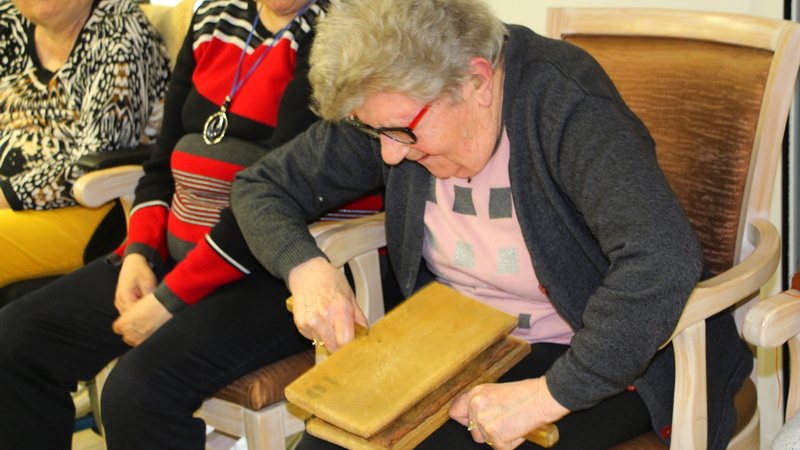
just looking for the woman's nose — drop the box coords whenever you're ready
[380,136,412,165]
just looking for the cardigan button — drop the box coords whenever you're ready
[538,285,549,296]
[660,426,672,439]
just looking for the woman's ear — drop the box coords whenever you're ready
[471,75,483,89]
[467,57,494,106]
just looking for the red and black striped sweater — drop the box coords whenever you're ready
[114,0,380,313]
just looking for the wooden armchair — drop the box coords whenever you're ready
[743,271,800,447]
[544,8,800,449]
[195,215,387,450]
[72,159,386,449]
[289,9,798,449]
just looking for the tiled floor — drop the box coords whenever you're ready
[72,429,104,450]
[70,427,303,449]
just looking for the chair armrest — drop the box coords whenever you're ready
[308,220,347,238]
[74,144,154,172]
[71,165,144,209]
[732,285,800,424]
[665,219,778,448]
[743,278,800,421]
[313,212,387,269]
[311,212,387,327]
[664,218,781,346]
[742,289,800,348]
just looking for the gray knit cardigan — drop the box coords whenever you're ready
[232,25,752,449]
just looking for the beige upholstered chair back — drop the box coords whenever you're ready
[563,35,769,275]
[140,0,196,69]
[548,9,798,277]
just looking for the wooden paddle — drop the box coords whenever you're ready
[285,282,559,448]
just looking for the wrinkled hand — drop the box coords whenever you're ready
[115,254,157,315]
[450,377,569,450]
[287,257,368,352]
[112,294,173,347]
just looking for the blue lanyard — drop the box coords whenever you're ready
[225,0,315,108]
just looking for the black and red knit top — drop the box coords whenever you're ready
[115,0,381,312]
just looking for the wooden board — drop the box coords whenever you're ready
[285,282,519,438]
[305,336,531,450]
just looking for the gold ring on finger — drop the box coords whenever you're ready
[467,421,477,431]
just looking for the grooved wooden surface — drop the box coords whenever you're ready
[285,282,518,438]
[304,336,532,450]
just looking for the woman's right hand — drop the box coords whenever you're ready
[287,256,368,352]
[115,253,157,315]
[450,377,569,450]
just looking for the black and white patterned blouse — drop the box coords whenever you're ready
[0,0,170,210]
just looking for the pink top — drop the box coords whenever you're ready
[422,129,574,345]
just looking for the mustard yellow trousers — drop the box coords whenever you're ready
[0,203,114,288]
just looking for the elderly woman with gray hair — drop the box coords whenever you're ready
[231,0,752,448]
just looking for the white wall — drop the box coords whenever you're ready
[488,0,783,33]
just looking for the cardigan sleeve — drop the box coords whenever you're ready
[232,121,385,281]
[538,95,704,412]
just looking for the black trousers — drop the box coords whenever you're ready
[0,256,310,449]
[296,343,653,450]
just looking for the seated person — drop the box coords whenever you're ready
[0,0,379,448]
[0,0,171,289]
[230,0,752,449]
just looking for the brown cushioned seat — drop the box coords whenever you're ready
[212,350,315,411]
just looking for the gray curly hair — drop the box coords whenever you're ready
[309,0,507,121]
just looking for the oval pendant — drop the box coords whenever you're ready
[204,110,229,145]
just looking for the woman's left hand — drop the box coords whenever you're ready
[449,377,569,450]
[112,294,173,347]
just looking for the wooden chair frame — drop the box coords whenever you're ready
[73,165,387,449]
[546,8,800,449]
[194,215,387,450]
